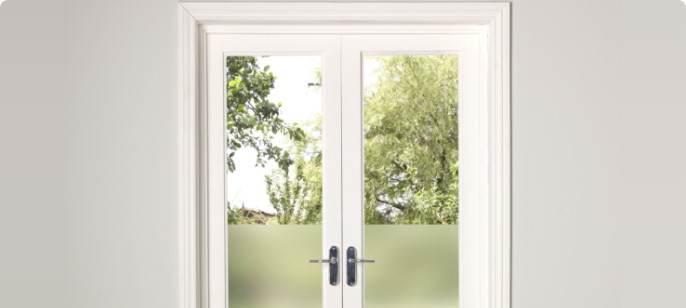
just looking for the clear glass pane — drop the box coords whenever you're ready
[225,56,323,308]
[364,55,460,307]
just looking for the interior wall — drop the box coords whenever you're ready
[63,0,179,307]
[620,0,686,306]
[0,0,66,307]
[1,0,684,307]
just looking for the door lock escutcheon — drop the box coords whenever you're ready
[309,246,339,286]
[346,246,375,286]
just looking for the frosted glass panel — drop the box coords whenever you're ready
[228,225,322,308]
[365,225,459,308]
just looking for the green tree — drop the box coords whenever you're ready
[265,116,323,224]
[227,55,460,225]
[225,56,305,224]
[262,55,460,225]
[225,56,305,173]
[363,55,460,224]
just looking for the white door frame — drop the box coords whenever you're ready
[177,3,511,308]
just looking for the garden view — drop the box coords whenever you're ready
[226,54,460,308]
[225,54,459,225]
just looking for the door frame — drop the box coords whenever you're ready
[177,2,511,308]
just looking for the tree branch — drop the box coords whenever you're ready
[375,195,407,211]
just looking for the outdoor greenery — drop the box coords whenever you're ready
[227,55,459,225]
[225,56,305,173]
[264,116,323,225]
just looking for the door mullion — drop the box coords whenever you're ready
[341,35,365,308]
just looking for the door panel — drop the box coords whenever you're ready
[224,53,328,308]
[342,35,481,308]
[207,35,342,308]
[363,54,460,308]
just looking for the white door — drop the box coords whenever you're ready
[207,34,343,308]
[207,33,481,308]
[341,35,482,308]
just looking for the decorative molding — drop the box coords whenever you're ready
[180,2,508,23]
[178,6,198,308]
[178,3,511,308]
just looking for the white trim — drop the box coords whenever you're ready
[178,6,198,308]
[201,24,488,34]
[180,2,508,23]
[177,3,511,308]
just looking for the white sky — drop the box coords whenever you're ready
[226,56,381,213]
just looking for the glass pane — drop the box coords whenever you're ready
[226,55,323,225]
[228,226,322,308]
[363,55,460,307]
[225,56,323,308]
[365,225,459,308]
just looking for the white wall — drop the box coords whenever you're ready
[621,1,686,306]
[1,0,684,307]
[0,0,66,307]
[64,0,179,307]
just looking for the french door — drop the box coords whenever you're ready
[206,33,482,308]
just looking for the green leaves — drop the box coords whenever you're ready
[226,55,459,225]
[228,77,242,87]
[225,56,300,175]
[363,55,460,224]
[264,115,323,225]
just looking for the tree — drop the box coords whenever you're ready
[261,55,460,225]
[265,115,323,224]
[363,55,460,224]
[225,56,306,224]
[225,56,305,173]
[227,55,460,225]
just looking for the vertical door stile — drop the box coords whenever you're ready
[341,35,365,308]
[322,35,344,308]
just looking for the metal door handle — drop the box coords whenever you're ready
[309,246,339,286]
[309,257,337,264]
[348,258,375,263]
[346,247,375,286]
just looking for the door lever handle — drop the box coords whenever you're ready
[309,257,337,264]
[346,247,375,286]
[348,258,375,263]
[309,246,339,286]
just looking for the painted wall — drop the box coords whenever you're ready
[1,0,684,307]
[63,0,179,307]
[0,0,66,307]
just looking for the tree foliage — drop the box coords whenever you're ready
[225,56,305,173]
[227,55,460,225]
[265,116,323,224]
[363,55,460,224]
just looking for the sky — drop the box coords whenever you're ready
[226,55,381,213]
